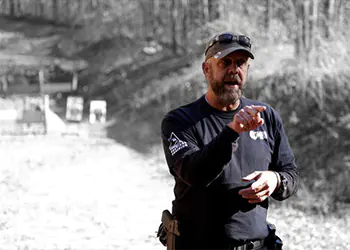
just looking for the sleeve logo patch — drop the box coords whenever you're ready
[168,132,188,156]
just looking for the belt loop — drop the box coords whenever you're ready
[246,241,254,250]
[229,239,264,250]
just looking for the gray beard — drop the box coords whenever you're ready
[210,79,243,107]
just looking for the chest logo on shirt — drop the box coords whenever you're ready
[168,132,188,156]
[249,130,268,140]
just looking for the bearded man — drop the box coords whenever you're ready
[160,32,298,250]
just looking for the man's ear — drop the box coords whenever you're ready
[202,61,210,76]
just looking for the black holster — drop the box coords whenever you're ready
[264,223,283,250]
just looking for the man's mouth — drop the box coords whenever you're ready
[223,81,241,90]
[224,81,240,86]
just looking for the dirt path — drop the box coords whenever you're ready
[0,135,172,250]
[0,135,349,250]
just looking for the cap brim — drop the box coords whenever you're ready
[214,46,254,60]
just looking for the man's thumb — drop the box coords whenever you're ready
[242,171,261,181]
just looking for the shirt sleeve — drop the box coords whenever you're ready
[269,112,299,201]
[161,112,240,187]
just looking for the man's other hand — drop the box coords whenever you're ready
[238,171,279,204]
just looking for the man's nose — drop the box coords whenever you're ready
[228,62,239,74]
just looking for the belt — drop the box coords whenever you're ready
[229,239,265,250]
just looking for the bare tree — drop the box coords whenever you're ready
[335,0,345,30]
[324,0,335,37]
[265,0,273,36]
[88,0,98,12]
[152,0,161,37]
[52,0,59,22]
[309,0,319,63]
[139,0,154,38]
[38,0,44,17]
[9,0,15,16]
[203,0,209,22]
[181,0,189,51]
[15,0,21,16]
[65,0,70,24]
[171,0,178,54]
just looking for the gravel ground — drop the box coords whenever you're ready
[0,135,349,250]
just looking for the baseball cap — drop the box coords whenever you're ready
[204,32,254,61]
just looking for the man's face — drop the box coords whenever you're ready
[203,51,250,106]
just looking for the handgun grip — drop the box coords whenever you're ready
[161,210,180,236]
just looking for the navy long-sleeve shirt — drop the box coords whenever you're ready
[161,95,298,248]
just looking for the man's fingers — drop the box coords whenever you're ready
[258,118,265,126]
[246,189,269,199]
[239,180,267,195]
[250,179,266,191]
[243,105,266,116]
[231,106,266,133]
[242,171,261,181]
[239,187,269,202]
[247,195,268,204]
[251,105,267,112]
[244,106,259,117]
[236,114,248,128]
[241,106,265,127]
[239,110,254,125]
[239,183,269,199]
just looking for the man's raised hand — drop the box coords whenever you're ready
[228,105,266,134]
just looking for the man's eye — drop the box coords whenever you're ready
[220,59,232,67]
[236,59,245,67]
